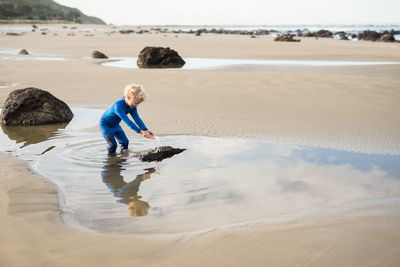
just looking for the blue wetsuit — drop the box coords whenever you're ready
[100,97,148,154]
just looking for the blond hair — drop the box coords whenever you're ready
[124,84,147,102]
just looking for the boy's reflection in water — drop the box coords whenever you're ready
[101,154,155,217]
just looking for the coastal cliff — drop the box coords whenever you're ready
[0,0,105,24]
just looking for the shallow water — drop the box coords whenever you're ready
[0,48,21,55]
[102,57,400,70]
[1,108,400,235]
[0,56,66,61]
[0,48,66,61]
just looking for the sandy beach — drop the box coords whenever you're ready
[1,24,400,266]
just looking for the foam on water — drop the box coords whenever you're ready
[1,108,400,235]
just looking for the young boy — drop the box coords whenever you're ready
[100,84,154,154]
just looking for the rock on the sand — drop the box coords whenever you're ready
[0,87,73,126]
[92,50,108,59]
[19,49,29,55]
[139,146,186,162]
[274,34,300,42]
[6,32,22,36]
[137,47,185,68]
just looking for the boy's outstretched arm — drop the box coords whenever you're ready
[114,105,142,133]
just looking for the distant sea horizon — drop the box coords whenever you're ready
[128,24,400,32]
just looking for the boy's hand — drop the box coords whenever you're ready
[140,130,155,139]
[146,130,155,138]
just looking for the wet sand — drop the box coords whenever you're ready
[1,24,400,266]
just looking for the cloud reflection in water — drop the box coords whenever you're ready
[1,108,399,234]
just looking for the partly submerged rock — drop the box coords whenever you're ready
[92,50,108,59]
[139,146,186,162]
[0,87,74,126]
[137,47,185,68]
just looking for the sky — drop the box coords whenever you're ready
[55,0,400,26]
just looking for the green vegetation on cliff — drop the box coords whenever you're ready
[0,0,105,24]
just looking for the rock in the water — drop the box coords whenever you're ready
[380,33,395,42]
[92,50,108,59]
[137,47,185,68]
[19,49,29,55]
[339,34,349,40]
[274,34,300,42]
[357,30,381,41]
[0,87,74,126]
[139,146,186,162]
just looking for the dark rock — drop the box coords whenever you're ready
[19,49,29,55]
[32,25,38,29]
[139,146,186,162]
[6,32,22,36]
[380,33,395,42]
[41,32,47,35]
[357,30,381,41]
[315,30,333,38]
[92,50,108,59]
[274,34,300,42]
[301,32,314,37]
[137,47,185,68]
[0,87,73,126]
[119,29,135,34]
[336,32,349,40]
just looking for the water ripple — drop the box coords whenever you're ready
[1,108,400,235]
